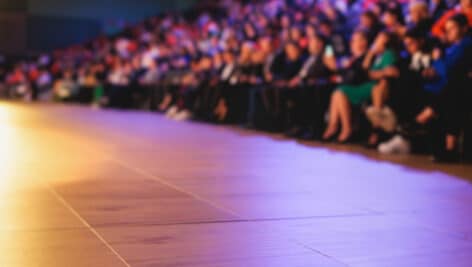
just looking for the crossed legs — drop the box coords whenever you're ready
[323,90,352,142]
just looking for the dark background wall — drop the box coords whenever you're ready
[0,0,27,11]
[0,12,28,55]
[26,15,101,52]
[28,0,197,23]
[0,0,27,55]
[0,0,197,56]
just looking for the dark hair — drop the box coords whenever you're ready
[447,14,469,29]
[284,41,300,49]
[319,18,332,28]
[351,29,370,42]
[362,10,379,25]
[404,26,427,40]
[384,7,405,25]
[404,27,429,52]
[312,33,329,46]
[378,30,402,52]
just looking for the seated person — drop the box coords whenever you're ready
[378,27,435,154]
[323,31,395,142]
[408,1,435,36]
[214,50,237,122]
[318,19,348,57]
[284,34,337,139]
[363,31,400,146]
[217,42,254,124]
[358,11,382,43]
[266,41,305,130]
[431,0,472,40]
[158,55,190,112]
[246,49,268,128]
[382,7,407,37]
[415,14,472,161]
[167,55,213,121]
[105,60,132,108]
[77,67,99,104]
[53,70,79,101]
[192,54,220,121]
[5,66,31,100]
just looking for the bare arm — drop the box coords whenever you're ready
[323,55,337,72]
[362,50,376,70]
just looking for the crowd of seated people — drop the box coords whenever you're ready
[0,0,471,162]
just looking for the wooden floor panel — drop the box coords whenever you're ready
[251,216,472,265]
[1,102,472,266]
[52,165,238,227]
[96,222,345,267]
[0,229,126,266]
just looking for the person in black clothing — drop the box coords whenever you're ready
[223,42,254,124]
[192,55,217,121]
[358,11,383,43]
[176,55,214,121]
[192,52,227,122]
[268,41,306,131]
[243,22,259,42]
[203,52,226,121]
[284,34,337,139]
[245,49,268,128]
[245,36,279,129]
[378,27,436,154]
[214,50,238,122]
[158,55,190,113]
[391,28,435,126]
[382,7,407,37]
[408,1,435,36]
[319,19,349,57]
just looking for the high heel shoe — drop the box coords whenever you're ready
[322,127,338,142]
[337,130,353,144]
[337,135,354,144]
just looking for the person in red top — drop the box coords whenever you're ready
[432,0,472,39]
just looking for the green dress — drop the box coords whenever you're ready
[339,49,396,105]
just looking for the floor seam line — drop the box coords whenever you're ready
[290,239,352,267]
[45,184,132,267]
[90,213,385,230]
[110,157,244,220]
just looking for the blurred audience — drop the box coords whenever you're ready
[1,0,471,162]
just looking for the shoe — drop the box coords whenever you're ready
[337,135,355,144]
[322,125,339,142]
[173,110,193,121]
[337,129,354,144]
[378,106,397,133]
[299,127,318,140]
[165,105,178,118]
[285,127,303,138]
[321,135,337,143]
[378,135,411,154]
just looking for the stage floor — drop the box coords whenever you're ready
[1,102,472,267]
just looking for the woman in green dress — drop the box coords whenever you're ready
[323,31,399,142]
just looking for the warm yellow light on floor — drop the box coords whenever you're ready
[0,105,16,194]
[0,104,9,122]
